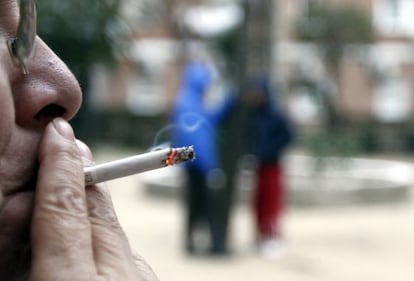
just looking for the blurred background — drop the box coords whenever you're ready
[37,0,414,280]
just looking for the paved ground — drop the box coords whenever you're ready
[93,146,414,281]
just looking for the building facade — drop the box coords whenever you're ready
[276,0,414,127]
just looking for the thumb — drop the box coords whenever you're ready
[31,118,94,279]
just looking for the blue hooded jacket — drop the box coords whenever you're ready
[246,76,293,164]
[171,61,233,175]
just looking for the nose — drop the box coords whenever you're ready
[12,38,82,128]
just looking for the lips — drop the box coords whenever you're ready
[0,166,37,226]
[18,167,38,193]
[0,141,37,281]
[0,164,37,270]
[0,155,38,230]
[0,190,33,281]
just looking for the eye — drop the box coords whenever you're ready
[7,38,19,63]
[7,0,37,74]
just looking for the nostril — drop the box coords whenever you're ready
[34,104,66,123]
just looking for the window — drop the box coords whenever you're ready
[374,0,414,37]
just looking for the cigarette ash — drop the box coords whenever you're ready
[165,146,196,166]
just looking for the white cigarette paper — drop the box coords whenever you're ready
[84,146,195,186]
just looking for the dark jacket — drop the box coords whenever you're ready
[247,77,293,164]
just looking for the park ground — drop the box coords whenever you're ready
[94,146,414,281]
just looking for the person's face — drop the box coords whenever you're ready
[246,88,265,109]
[0,0,82,278]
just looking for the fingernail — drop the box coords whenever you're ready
[52,118,75,141]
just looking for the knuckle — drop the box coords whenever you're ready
[89,209,123,233]
[37,183,87,216]
[87,188,122,230]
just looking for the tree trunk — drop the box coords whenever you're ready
[219,0,275,252]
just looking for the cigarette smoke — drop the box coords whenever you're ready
[151,113,214,150]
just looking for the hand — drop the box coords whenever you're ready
[30,118,158,281]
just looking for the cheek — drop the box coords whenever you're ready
[0,78,15,155]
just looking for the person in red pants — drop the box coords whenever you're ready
[245,75,294,258]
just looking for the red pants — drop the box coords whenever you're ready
[254,164,284,240]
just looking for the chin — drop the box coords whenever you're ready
[0,188,35,281]
[0,228,31,281]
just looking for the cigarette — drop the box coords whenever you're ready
[84,146,195,186]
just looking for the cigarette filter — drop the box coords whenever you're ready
[84,146,195,186]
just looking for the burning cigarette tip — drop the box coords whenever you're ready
[165,145,196,166]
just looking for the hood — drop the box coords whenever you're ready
[181,61,213,95]
[247,75,276,111]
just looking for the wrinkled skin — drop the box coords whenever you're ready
[0,1,157,280]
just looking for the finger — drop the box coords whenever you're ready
[87,186,158,280]
[132,251,159,281]
[75,140,136,277]
[76,139,95,168]
[31,119,95,279]
[76,139,93,161]
[78,140,158,280]
[86,183,137,278]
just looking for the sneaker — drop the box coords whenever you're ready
[258,238,285,260]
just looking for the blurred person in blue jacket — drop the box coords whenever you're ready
[245,75,294,259]
[171,60,235,255]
